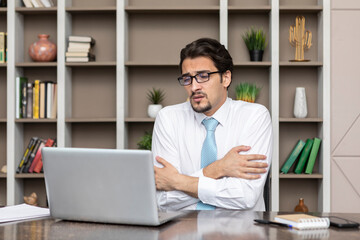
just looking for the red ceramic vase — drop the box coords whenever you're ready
[29,34,57,62]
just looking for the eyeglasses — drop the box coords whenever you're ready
[177,71,222,86]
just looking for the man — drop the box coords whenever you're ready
[152,38,272,211]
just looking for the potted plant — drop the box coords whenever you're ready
[235,82,261,103]
[147,88,165,118]
[137,131,152,150]
[242,27,267,62]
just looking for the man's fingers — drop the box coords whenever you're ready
[233,145,251,153]
[244,167,267,174]
[244,154,267,161]
[156,156,168,167]
[240,173,262,180]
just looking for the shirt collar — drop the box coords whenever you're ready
[194,97,231,127]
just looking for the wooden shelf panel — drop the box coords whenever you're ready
[228,6,271,13]
[16,62,57,67]
[279,118,323,123]
[15,119,57,123]
[15,173,44,179]
[280,61,323,67]
[66,61,116,67]
[15,7,57,14]
[66,118,116,123]
[66,7,116,13]
[0,173,6,178]
[125,118,155,123]
[0,63,6,67]
[0,8,6,13]
[279,173,323,179]
[234,61,271,67]
[280,6,323,13]
[0,118,6,123]
[125,6,219,13]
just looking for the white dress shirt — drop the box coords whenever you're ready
[152,98,273,211]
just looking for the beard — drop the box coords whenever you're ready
[190,91,212,113]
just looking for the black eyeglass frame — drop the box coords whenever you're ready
[177,71,222,86]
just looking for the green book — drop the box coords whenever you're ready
[294,138,314,174]
[305,138,322,174]
[281,140,305,174]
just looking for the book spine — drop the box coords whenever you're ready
[21,82,28,118]
[33,138,55,173]
[281,140,306,174]
[33,80,40,119]
[16,137,35,173]
[294,138,314,174]
[15,77,20,119]
[26,83,33,118]
[51,83,57,118]
[23,139,42,173]
[18,137,39,173]
[0,32,4,63]
[305,138,322,174]
[46,82,53,118]
[39,82,45,119]
[28,141,45,173]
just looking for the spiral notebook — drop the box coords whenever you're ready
[274,214,330,230]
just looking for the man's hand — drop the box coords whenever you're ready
[203,145,268,180]
[154,156,199,198]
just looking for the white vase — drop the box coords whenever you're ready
[148,104,162,118]
[293,87,308,118]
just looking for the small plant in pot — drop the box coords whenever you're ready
[235,82,261,103]
[137,131,152,150]
[147,88,165,118]
[242,27,267,62]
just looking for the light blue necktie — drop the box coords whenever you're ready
[197,117,219,210]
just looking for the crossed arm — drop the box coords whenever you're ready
[154,145,268,199]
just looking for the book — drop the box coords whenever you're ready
[23,139,43,173]
[40,0,53,7]
[21,82,28,118]
[0,32,5,63]
[280,140,305,174]
[26,83,33,118]
[31,0,43,7]
[274,214,330,230]
[33,138,55,173]
[33,80,40,119]
[28,141,45,173]
[67,47,91,52]
[22,0,33,7]
[39,82,45,119]
[15,77,28,119]
[68,42,91,49]
[16,137,37,173]
[51,83,57,118]
[305,138,322,174]
[69,36,96,45]
[46,82,53,118]
[66,56,95,62]
[65,52,95,57]
[294,138,314,174]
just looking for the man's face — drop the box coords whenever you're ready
[181,56,231,116]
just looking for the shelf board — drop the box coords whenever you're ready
[15,118,57,123]
[279,173,323,179]
[234,61,271,67]
[125,62,178,67]
[228,6,271,13]
[125,117,155,123]
[0,63,7,67]
[66,7,116,13]
[0,118,6,122]
[280,61,323,67]
[15,173,44,179]
[66,118,116,123]
[0,173,6,178]
[16,62,57,67]
[280,6,323,13]
[15,7,57,14]
[0,8,7,13]
[125,6,219,13]
[66,61,116,67]
[279,118,323,123]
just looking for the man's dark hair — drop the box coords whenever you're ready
[179,38,234,79]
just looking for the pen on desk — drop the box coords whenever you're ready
[254,219,293,228]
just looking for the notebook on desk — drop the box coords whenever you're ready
[42,147,184,226]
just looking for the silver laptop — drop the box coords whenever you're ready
[42,147,184,226]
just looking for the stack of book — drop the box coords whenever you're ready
[66,35,96,63]
[16,137,56,174]
[15,77,57,119]
[0,32,7,63]
[22,0,55,8]
[280,138,322,174]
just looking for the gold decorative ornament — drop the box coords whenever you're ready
[289,16,312,62]
[24,192,38,206]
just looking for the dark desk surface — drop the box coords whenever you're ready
[1,211,359,240]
